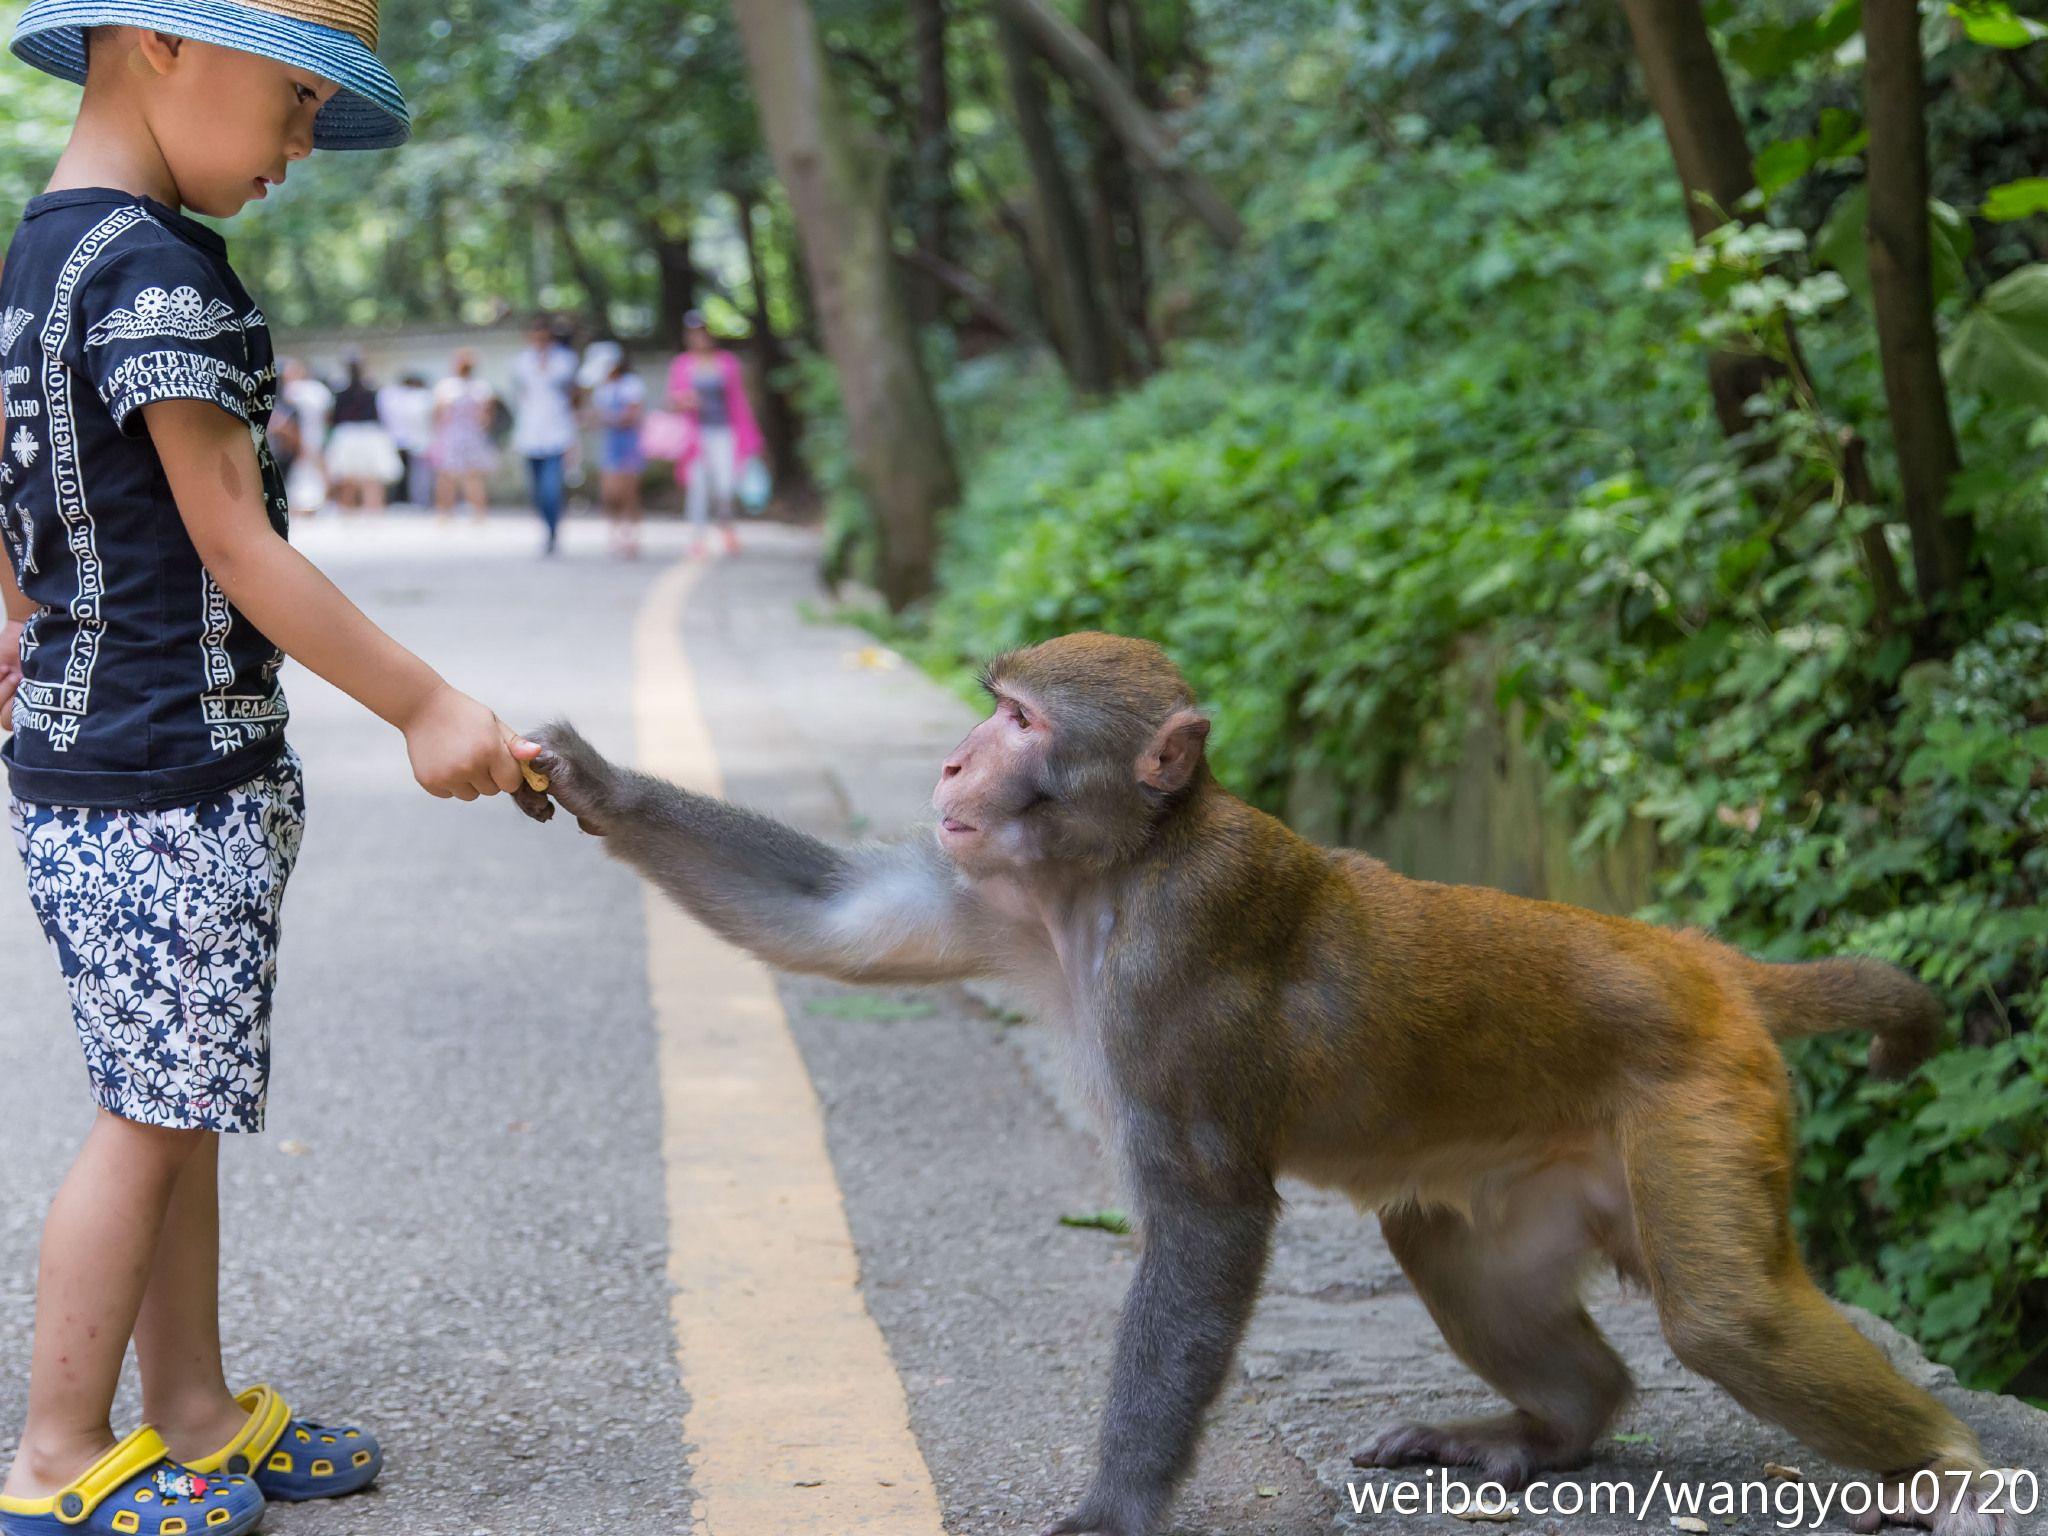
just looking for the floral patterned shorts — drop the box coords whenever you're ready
[8,746,306,1133]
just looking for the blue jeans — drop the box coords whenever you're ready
[526,453,566,550]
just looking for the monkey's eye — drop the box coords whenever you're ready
[1006,701,1032,730]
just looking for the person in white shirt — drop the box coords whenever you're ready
[279,357,333,516]
[510,315,582,555]
[377,373,436,508]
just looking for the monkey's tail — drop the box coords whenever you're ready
[1743,956,1945,1079]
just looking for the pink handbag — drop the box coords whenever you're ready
[639,408,695,463]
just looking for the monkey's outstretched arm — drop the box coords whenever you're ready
[530,721,1008,984]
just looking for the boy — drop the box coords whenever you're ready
[0,6,542,1531]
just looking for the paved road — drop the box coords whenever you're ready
[3,512,2044,1536]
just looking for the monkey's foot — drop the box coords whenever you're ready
[1350,1411,1587,1492]
[1849,1467,2020,1536]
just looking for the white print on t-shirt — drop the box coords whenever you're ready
[0,306,32,350]
[22,202,149,747]
[10,423,38,467]
[84,284,239,348]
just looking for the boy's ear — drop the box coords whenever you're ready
[134,29,186,77]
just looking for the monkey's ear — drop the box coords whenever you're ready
[1137,709,1210,793]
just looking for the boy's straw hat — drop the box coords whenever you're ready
[11,0,409,149]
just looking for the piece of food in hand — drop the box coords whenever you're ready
[520,760,551,793]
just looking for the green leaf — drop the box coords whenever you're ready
[1948,1,2048,47]
[1946,264,2048,408]
[1984,178,2048,222]
[1814,107,1867,162]
[1059,1210,1133,1234]
[1816,188,1972,306]
[1754,138,1816,200]
[1728,0,1863,76]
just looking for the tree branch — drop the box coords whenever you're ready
[988,0,1244,247]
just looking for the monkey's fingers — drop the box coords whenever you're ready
[511,782,556,823]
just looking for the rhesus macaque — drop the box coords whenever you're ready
[523,632,2011,1536]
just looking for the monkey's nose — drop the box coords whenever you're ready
[941,759,963,779]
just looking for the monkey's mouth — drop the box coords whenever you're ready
[940,817,979,836]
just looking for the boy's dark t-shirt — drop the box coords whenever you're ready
[0,188,290,809]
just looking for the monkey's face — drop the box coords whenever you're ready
[933,685,1061,877]
[934,680,1184,879]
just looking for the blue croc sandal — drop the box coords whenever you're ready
[0,1426,265,1536]
[184,1387,380,1504]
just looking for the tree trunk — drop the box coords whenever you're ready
[733,183,812,498]
[999,11,1114,394]
[545,199,615,335]
[909,0,958,323]
[648,225,698,349]
[426,195,464,319]
[1082,0,1155,378]
[991,0,1243,247]
[1619,0,1784,437]
[897,247,1033,342]
[1862,0,1975,606]
[732,0,961,609]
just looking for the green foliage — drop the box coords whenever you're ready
[903,100,2048,1389]
[1947,265,2048,409]
[1949,0,2048,48]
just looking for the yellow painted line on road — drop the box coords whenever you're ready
[634,556,948,1536]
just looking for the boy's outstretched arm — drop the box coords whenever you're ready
[529,721,1018,985]
[145,397,537,800]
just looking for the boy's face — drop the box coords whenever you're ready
[133,33,338,218]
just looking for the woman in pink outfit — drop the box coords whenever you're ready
[668,310,764,558]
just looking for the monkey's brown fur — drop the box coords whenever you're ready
[531,631,2006,1536]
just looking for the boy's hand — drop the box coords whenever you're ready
[0,617,22,732]
[401,682,537,801]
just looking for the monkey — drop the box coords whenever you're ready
[522,631,2013,1536]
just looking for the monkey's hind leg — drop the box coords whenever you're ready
[1621,1078,2011,1536]
[1353,1165,1633,1490]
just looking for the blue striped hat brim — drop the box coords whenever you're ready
[10,0,409,150]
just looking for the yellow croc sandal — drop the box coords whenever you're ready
[0,1425,264,1536]
[183,1387,380,1504]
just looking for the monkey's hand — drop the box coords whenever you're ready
[525,720,626,837]
[1041,1485,1163,1536]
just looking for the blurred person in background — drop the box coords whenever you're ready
[326,355,402,516]
[591,353,647,560]
[511,314,581,555]
[431,348,497,523]
[378,371,435,509]
[279,357,332,516]
[667,309,761,561]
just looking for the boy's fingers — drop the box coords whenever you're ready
[487,751,523,795]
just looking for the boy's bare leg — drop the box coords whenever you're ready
[132,1135,248,1461]
[1,1112,207,1499]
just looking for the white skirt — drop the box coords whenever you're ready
[325,422,404,483]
